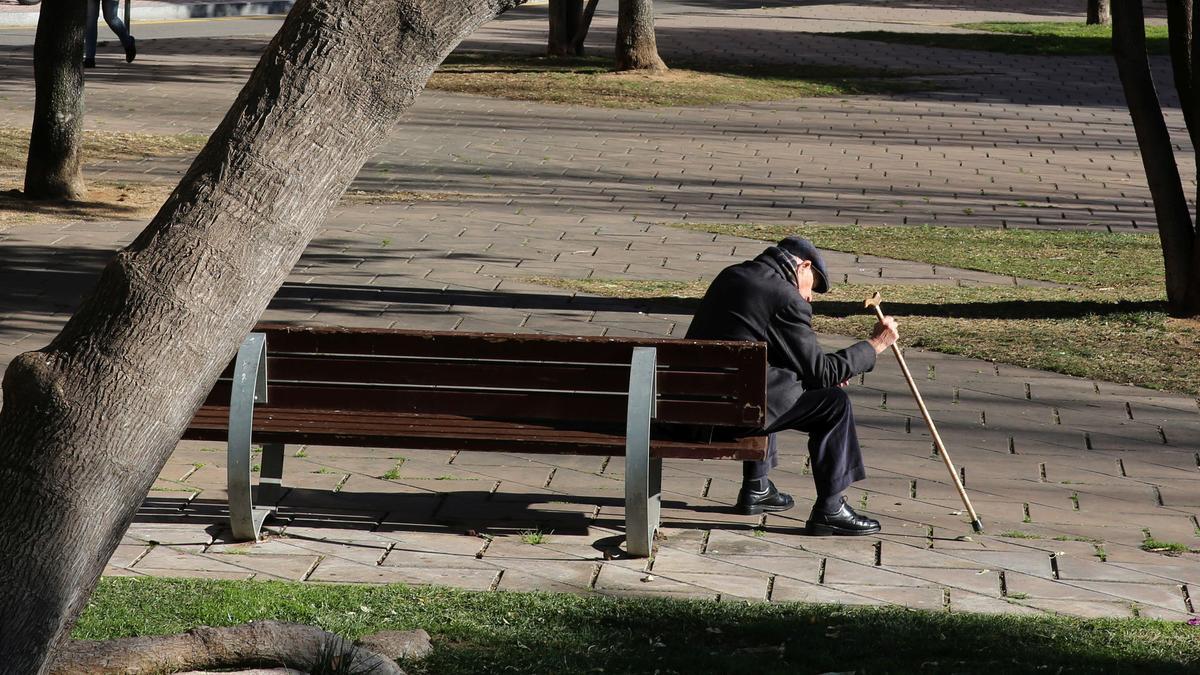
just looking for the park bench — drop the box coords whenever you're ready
[182,324,768,556]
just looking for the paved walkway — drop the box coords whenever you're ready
[2,1,1199,621]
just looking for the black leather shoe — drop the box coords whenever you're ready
[83,58,96,69]
[735,480,795,515]
[806,500,881,536]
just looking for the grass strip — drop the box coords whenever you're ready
[429,52,935,108]
[77,577,1200,674]
[528,223,1200,395]
[673,222,1164,289]
[828,22,1169,57]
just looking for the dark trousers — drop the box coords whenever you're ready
[743,387,866,497]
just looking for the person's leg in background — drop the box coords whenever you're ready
[84,0,101,67]
[100,0,136,63]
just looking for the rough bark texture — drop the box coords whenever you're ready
[573,0,601,54]
[547,0,585,56]
[50,622,414,674]
[1112,0,1200,315]
[23,0,88,200]
[0,0,521,671]
[615,0,666,71]
[1088,0,1112,24]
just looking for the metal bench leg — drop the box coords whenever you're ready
[227,333,273,542]
[258,442,285,505]
[625,347,659,557]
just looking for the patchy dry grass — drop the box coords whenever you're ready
[428,53,935,108]
[0,127,460,228]
[0,127,207,228]
[338,190,466,205]
[0,127,207,172]
[0,180,175,228]
[525,224,1200,395]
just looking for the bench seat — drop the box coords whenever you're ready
[183,324,768,556]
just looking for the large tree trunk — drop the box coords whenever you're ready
[0,0,521,670]
[547,0,585,56]
[1088,0,1112,25]
[615,0,666,71]
[1112,0,1200,315]
[23,0,88,200]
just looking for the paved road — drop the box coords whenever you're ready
[1,0,1198,621]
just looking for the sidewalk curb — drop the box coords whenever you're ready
[0,0,294,27]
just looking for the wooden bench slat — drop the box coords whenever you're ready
[256,323,764,371]
[261,355,751,398]
[183,408,767,460]
[202,381,763,426]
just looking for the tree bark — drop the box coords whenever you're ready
[51,622,406,675]
[573,0,601,55]
[615,0,666,71]
[1111,0,1200,315]
[547,0,584,56]
[23,0,88,200]
[1088,0,1112,25]
[547,0,583,55]
[0,0,522,671]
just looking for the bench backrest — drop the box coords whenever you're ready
[203,323,767,429]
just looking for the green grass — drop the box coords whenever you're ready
[75,578,1200,674]
[519,529,548,545]
[828,22,1169,57]
[999,530,1042,539]
[558,223,1198,396]
[673,223,1165,289]
[428,52,934,108]
[1140,538,1194,555]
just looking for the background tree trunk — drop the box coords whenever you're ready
[0,0,521,670]
[573,0,601,54]
[1111,0,1200,315]
[547,0,584,56]
[1088,0,1112,25]
[615,0,666,71]
[23,0,88,200]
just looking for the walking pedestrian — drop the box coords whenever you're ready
[85,0,136,68]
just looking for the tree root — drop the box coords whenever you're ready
[51,621,428,674]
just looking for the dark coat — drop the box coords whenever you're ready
[685,246,877,427]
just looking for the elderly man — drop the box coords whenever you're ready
[686,236,898,535]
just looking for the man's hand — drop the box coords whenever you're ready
[868,316,899,354]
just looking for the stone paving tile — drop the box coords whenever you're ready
[769,578,885,606]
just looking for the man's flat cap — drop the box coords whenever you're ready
[778,236,830,293]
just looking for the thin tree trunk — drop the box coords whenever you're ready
[1088,0,1112,25]
[1112,0,1200,315]
[573,0,601,54]
[0,0,521,670]
[23,0,88,200]
[615,0,666,71]
[547,0,584,56]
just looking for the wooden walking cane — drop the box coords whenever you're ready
[865,292,984,534]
